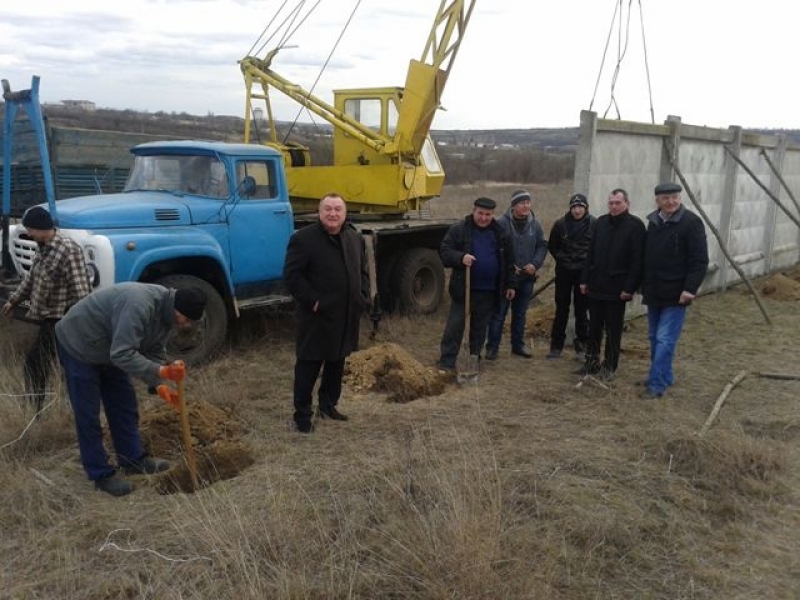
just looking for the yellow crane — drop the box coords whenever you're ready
[239,0,476,216]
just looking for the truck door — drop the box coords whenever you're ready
[226,158,292,285]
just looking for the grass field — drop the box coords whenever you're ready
[1,181,799,599]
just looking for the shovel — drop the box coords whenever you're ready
[457,264,480,384]
[176,370,199,492]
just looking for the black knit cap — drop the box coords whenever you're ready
[174,288,207,321]
[22,206,54,230]
[474,197,496,210]
[569,193,588,208]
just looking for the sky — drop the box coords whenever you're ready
[1,0,798,131]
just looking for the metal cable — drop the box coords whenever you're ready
[638,0,656,124]
[284,0,363,143]
[589,0,621,113]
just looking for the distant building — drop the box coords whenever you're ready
[61,100,96,112]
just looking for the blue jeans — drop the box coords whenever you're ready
[646,305,687,394]
[57,341,144,481]
[486,277,534,351]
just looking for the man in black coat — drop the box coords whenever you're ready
[284,193,369,433]
[641,182,709,399]
[547,193,595,359]
[579,188,645,379]
[438,197,516,370]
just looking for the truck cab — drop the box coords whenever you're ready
[5,140,295,363]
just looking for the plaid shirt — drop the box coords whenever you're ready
[9,232,92,320]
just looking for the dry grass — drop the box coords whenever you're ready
[1,183,799,599]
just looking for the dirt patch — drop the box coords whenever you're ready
[525,302,556,337]
[137,401,255,494]
[345,342,449,402]
[751,272,800,301]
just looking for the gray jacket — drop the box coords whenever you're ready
[55,282,175,387]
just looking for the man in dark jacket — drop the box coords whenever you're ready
[641,182,709,398]
[485,189,547,360]
[547,193,595,359]
[438,197,516,370]
[284,193,369,433]
[55,282,206,496]
[579,188,645,379]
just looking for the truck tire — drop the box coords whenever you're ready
[393,248,444,315]
[154,274,227,365]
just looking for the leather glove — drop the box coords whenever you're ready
[159,360,186,382]
[156,384,180,412]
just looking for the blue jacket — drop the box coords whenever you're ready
[496,209,548,280]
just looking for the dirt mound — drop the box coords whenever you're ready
[753,272,800,301]
[137,401,255,494]
[525,303,556,336]
[345,342,449,402]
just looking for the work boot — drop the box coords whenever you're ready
[485,347,498,361]
[573,339,587,355]
[511,346,532,358]
[123,456,170,475]
[318,406,349,421]
[95,473,133,497]
[546,348,562,359]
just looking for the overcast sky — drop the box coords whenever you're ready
[1,1,798,131]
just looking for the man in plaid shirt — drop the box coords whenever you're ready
[1,206,91,410]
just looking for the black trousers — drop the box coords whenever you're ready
[293,358,345,425]
[25,319,58,410]
[550,267,589,351]
[439,290,496,367]
[586,298,627,372]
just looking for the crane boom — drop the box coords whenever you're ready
[238,0,476,215]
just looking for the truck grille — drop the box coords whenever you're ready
[12,236,37,272]
[154,208,181,221]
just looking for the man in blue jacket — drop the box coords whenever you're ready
[641,182,709,398]
[438,197,516,370]
[485,189,548,359]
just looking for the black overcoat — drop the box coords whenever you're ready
[284,221,369,360]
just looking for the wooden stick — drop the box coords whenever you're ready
[531,275,555,299]
[177,378,199,492]
[756,371,800,381]
[724,146,800,230]
[663,141,772,326]
[759,149,800,218]
[698,369,748,436]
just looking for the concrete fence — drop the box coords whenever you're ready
[574,110,800,312]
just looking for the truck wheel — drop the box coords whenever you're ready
[393,248,444,315]
[154,274,227,365]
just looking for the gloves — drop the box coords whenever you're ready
[156,384,180,412]
[159,360,186,382]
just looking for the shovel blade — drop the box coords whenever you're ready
[457,353,480,384]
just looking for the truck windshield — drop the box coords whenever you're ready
[124,155,229,199]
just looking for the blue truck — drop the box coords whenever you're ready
[1,80,450,363]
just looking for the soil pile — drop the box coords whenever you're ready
[753,272,800,301]
[345,342,449,402]
[138,401,255,494]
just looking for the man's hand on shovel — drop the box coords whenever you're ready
[159,360,186,382]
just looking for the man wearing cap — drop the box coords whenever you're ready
[546,193,596,359]
[579,188,645,379]
[641,182,709,399]
[54,282,207,496]
[438,197,516,370]
[1,206,91,410]
[485,189,547,359]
